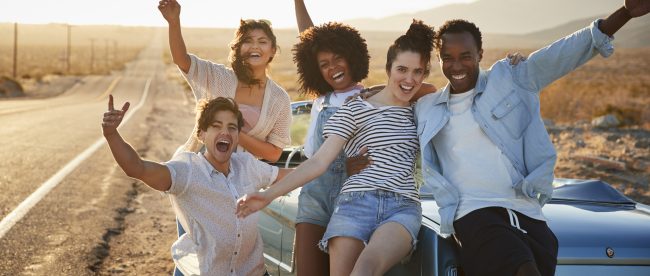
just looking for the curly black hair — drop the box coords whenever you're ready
[434,19,482,53]
[229,19,277,85]
[292,22,369,97]
[386,19,435,75]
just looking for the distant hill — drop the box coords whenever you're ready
[485,14,650,48]
[343,0,620,34]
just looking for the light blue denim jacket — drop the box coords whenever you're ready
[415,20,614,236]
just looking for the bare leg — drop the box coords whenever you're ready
[295,223,328,276]
[351,222,412,276]
[328,236,365,276]
[515,261,541,276]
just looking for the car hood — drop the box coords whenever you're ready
[421,180,650,265]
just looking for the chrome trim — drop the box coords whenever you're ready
[285,146,303,168]
[263,253,293,273]
[558,258,650,265]
[260,208,295,231]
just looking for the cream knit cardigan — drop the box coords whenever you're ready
[177,54,292,155]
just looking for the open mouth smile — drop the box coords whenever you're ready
[216,139,231,152]
[332,71,345,82]
[452,73,467,80]
[400,84,414,92]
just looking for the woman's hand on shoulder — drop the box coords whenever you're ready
[507,52,527,65]
[344,85,384,104]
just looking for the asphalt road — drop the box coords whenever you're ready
[0,31,195,275]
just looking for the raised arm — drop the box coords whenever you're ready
[600,0,650,36]
[236,135,346,217]
[158,0,191,73]
[294,0,315,33]
[514,0,650,92]
[102,95,172,191]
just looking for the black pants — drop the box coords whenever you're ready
[453,207,559,276]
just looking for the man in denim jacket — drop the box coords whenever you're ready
[415,1,650,275]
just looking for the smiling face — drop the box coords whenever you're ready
[316,50,355,92]
[438,31,483,94]
[386,51,427,105]
[198,110,240,170]
[239,28,276,69]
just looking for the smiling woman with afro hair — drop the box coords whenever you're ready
[293,22,370,97]
[288,2,377,275]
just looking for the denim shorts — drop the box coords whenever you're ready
[318,190,422,254]
[295,158,346,227]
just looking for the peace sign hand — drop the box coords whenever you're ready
[102,94,130,137]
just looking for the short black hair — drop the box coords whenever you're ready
[434,19,482,52]
[292,22,369,97]
[196,97,244,139]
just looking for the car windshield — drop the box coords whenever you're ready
[290,101,312,147]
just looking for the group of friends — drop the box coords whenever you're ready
[100,0,650,275]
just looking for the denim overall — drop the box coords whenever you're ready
[296,92,348,227]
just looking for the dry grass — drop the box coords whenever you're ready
[0,23,153,78]
[482,49,650,128]
[2,24,648,128]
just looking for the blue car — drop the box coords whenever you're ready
[259,103,650,276]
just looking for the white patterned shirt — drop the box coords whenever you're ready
[165,151,278,276]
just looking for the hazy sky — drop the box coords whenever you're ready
[1,0,474,28]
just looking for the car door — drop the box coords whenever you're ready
[259,196,286,275]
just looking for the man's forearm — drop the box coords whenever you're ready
[599,6,633,37]
[105,133,146,180]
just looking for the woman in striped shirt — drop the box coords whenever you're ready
[237,20,435,276]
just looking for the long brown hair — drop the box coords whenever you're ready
[229,19,277,85]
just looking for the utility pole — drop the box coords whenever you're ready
[13,22,18,79]
[66,24,71,74]
[105,39,109,70]
[113,40,118,67]
[90,38,95,73]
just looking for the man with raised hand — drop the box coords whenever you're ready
[102,95,289,275]
[415,1,650,275]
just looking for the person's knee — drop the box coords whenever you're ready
[350,251,385,276]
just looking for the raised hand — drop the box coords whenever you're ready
[158,0,181,23]
[236,191,273,218]
[625,0,650,17]
[102,95,130,137]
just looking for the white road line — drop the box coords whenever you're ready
[0,77,152,240]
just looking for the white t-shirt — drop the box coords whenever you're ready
[431,89,544,221]
[165,151,278,275]
[303,88,362,158]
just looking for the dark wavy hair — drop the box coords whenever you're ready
[292,22,369,97]
[229,19,277,85]
[196,97,245,138]
[386,19,435,76]
[434,19,482,53]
